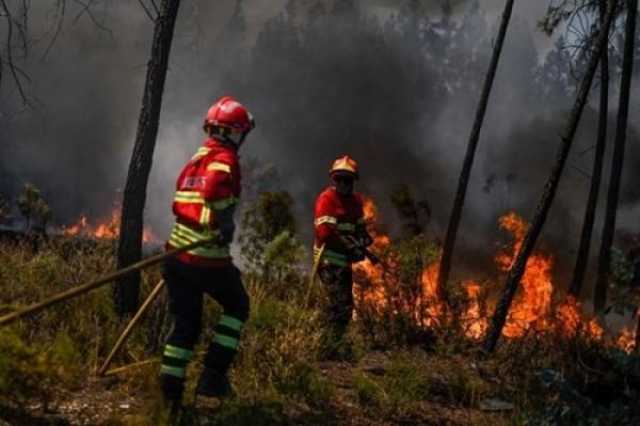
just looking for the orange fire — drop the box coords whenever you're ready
[617,327,636,353]
[555,296,604,340]
[418,262,445,327]
[497,212,553,338]
[62,207,157,243]
[462,280,488,339]
[354,197,446,327]
[353,199,636,350]
[353,198,395,315]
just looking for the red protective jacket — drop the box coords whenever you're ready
[166,138,241,267]
[314,186,366,267]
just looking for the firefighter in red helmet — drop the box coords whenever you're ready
[313,155,373,356]
[160,96,255,409]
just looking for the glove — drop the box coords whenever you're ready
[360,232,373,248]
[215,206,236,245]
[349,246,366,262]
[341,235,366,262]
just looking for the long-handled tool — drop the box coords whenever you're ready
[304,244,325,309]
[97,279,166,376]
[0,238,217,327]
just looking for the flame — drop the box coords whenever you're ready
[495,212,553,338]
[418,262,444,327]
[353,198,395,315]
[462,280,488,339]
[617,327,636,353]
[62,206,157,243]
[353,201,636,350]
[555,296,604,340]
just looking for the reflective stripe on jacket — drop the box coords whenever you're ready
[167,138,241,267]
[313,186,365,267]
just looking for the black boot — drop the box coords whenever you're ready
[161,374,185,420]
[195,368,232,398]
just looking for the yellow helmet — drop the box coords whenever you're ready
[330,155,359,180]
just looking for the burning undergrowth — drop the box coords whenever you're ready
[353,197,636,352]
[61,203,157,244]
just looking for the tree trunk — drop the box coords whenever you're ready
[593,0,637,315]
[437,0,516,304]
[115,0,181,317]
[483,0,617,354]
[569,0,610,298]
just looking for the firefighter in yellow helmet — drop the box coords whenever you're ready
[313,155,373,356]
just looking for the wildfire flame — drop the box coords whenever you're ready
[62,207,157,243]
[497,212,553,338]
[462,280,488,339]
[353,199,635,351]
[617,327,636,353]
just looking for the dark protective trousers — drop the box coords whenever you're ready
[160,257,249,399]
[318,263,354,343]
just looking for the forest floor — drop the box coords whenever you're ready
[1,239,640,426]
[6,350,513,426]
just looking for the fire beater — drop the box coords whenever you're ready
[160,96,255,409]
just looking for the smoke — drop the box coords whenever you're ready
[1,0,640,288]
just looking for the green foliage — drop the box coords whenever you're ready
[0,328,83,408]
[610,246,635,289]
[353,372,384,408]
[238,191,306,298]
[389,184,432,238]
[16,183,52,231]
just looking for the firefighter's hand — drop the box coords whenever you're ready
[219,222,235,245]
[360,232,373,247]
[215,206,236,244]
[349,246,366,262]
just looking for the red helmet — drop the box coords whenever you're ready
[330,155,359,179]
[203,96,255,145]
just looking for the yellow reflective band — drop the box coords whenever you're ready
[169,234,229,258]
[214,334,239,349]
[189,245,230,258]
[169,222,229,258]
[164,345,193,360]
[337,223,356,232]
[324,249,348,261]
[171,227,199,243]
[174,222,209,239]
[211,197,238,211]
[315,216,337,226]
[200,205,212,226]
[174,191,205,204]
[169,233,192,249]
[160,365,186,378]
[191,147,212,160]
[323,249,350,266]
[322,253,349,267]
[219,315,244,331]
[207,162,231,173]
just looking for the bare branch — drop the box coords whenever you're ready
[136,0,156,22]
[71,0,113,36]
[41,0,66,61]
[0,0,28,104]
[149,0,160,15]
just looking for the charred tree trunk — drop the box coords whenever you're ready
[593,0,637,315]
[569,0,610,298]
[115,0,181,317]
[483,0,617,354]
[437,0,515,304]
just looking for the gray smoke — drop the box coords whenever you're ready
[1,0,639,290]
